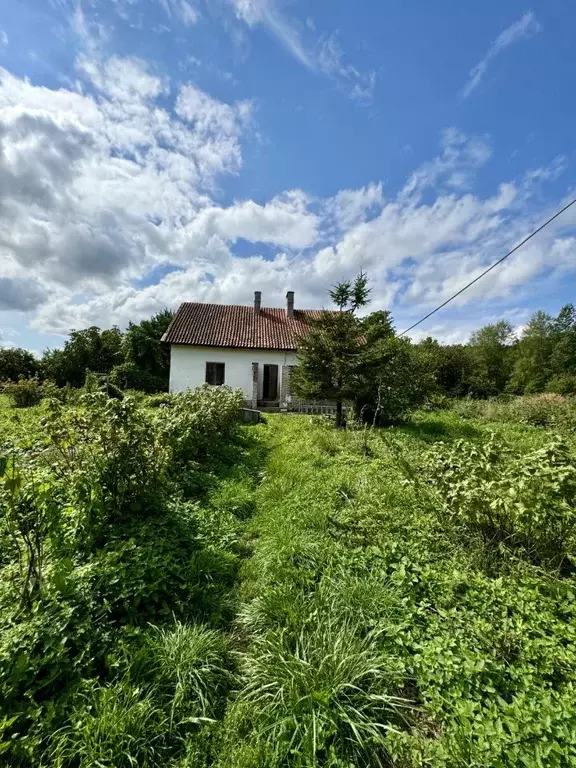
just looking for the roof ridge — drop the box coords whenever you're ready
[162,301,324,350]
[179,301,325,312]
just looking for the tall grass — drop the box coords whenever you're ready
[239,619,409,766]
[451,393,576,429]
[219,414,576,767]
[52,680,168,768]
[142,621,232,725]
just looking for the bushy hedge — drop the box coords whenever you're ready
[3,377,43,408]
[0,385,253,766]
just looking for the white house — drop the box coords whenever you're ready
[162,291,322,408]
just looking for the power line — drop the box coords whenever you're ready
[398,195,576,338]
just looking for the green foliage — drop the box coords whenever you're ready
[115,309,174,393]
[292,309,364,420]
[547,373,576,395]
[293,272,370,426]
[355,335,435,425]
[508,310,555,394]
[52,680,170,768]
[0,384,260,766]
[424,433,576,567]
[43,393,170,534]
[453,393,576,429]
[236,620,408,766]
[219,414,576,767]
[42,326,124,388]
[160,385,244,470]
[469,320,516,396]
[294,273,429,426]
[36,310,172,395]
[4,378,43,408]
[0,347,39,382]
[148,392,175,407]
[142,621,232,723]
[4,381,576,767]
[328,270,371,312]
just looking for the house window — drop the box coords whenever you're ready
[206,362,225,385]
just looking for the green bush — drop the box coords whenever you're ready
[0,385,261,765]
[4,378,43,408]
[148,392,174,408]
[451,393,576,430]
[160,386,243,469]
[41,380,74,404]
[546,374,576,395]
[110,361,168,394]
[424,433,576,567]
[42,393,170,536]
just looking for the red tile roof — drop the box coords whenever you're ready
[162,302,324,350]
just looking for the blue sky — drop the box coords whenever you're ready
[0,0,575,352]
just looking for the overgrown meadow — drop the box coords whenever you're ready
[1,391,576,766]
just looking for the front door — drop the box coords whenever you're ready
[263,364,279,401]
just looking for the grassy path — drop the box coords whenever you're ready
[211,414,576,768]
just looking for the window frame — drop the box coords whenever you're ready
[205,361,225,386]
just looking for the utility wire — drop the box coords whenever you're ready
[398,195,576,337]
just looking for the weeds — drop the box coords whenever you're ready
[223,414,576,767]
[2,397,576,766]
[0,386,260,766]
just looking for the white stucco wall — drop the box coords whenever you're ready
[169,345,298,399]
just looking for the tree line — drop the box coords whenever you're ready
[418,303,576,399]
[2,284,576,411]
[0,310,174,393]
[293,274,576,425]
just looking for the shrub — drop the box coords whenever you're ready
[160,386,243,469]
[508,394,573,427]
[41,380,74,404]
[148,392,174,408]
[110,361,168,394]
[84,370,124,399]
[4,378,43,408]
[424,434,576,567]
[0,385,261,765]
[42,393,170,539]
[451,394,576,430]
[546,374,576,395]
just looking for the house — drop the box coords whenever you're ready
[162,291,322,409]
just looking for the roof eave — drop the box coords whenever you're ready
[166,340,298,352]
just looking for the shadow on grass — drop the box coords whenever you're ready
[395,417,482,444]
[180,425,268,499]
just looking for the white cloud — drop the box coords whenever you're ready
[159,0,199,26]
[462,11,540,98]
[233,0,313,68]
[323,183,384,231]
[186,191,319,248]
[317,32,376,102]
[0,29,8,47]
[232,0,375,101]
[400,128,492,203]
[0,57,256,303]
[0,58,574,343]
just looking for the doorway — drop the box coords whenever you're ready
[263,364,279,401]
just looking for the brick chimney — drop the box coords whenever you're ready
[286,291,294,318]
[254,290,261,315]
